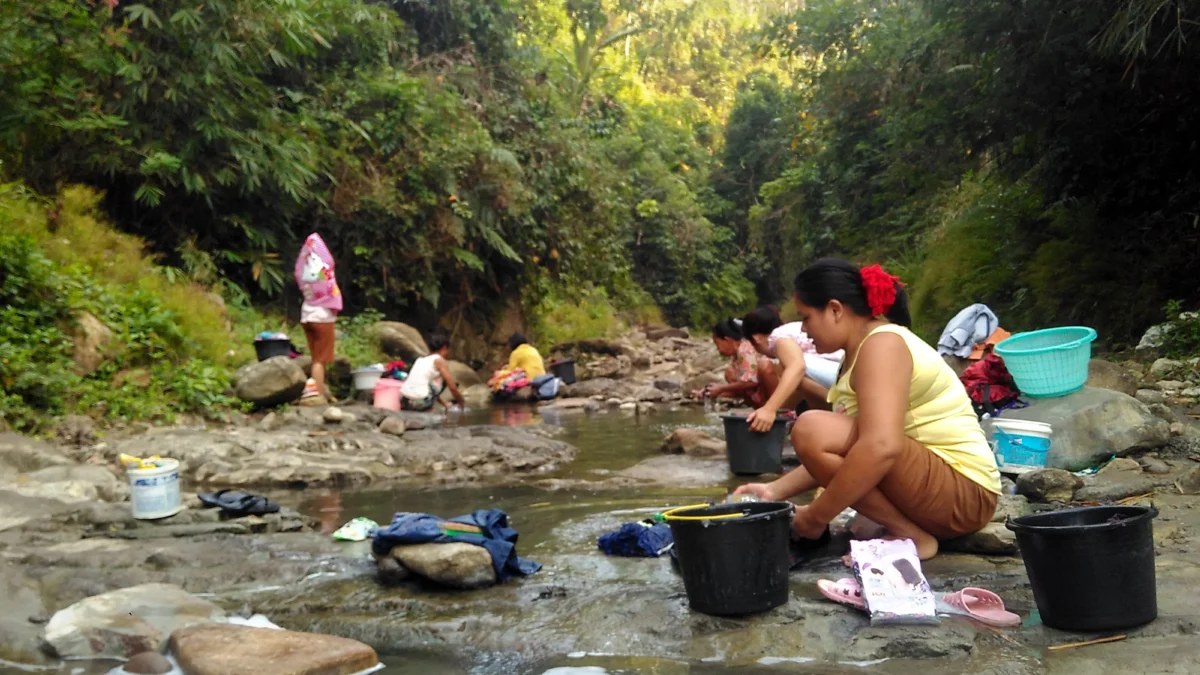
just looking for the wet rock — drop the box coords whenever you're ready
[943,522,1017,555]
[391,543,497,589]
[845,622,976,661]
[323,406,345,424]
[567,378,620,398]
[375,555,410,585]
[0,562,47,664]
[72,311,113,376]
[460,384,492,406]
[370,321,429,362]
[44,583,225,659]
[125,651,173,675]
[170,623,378,675]
[541,398,596,411]
[998,388,1170,470]
[1171,422,1186,436]
[1151,358,1187,379]
[56,415,97,447]
[637,387,671,403]
[234,357,307,408]
[378,417,406,437]
[1087,359,1138,397]
[447,360,483,388]
[110,424,573,489]
[21,464,129,502]
[1074,475,1157,503]
[1098,456,1144,475]
[1016,468,1082,503]
[258,412,282,432]
[510,386,535,403]
[990,494,1031,523]
[653,375,683,392]
[619,455,729,487]
[661,428,726,457]
[1136,389,1168,405]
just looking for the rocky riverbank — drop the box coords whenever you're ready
[4,330,1200,674]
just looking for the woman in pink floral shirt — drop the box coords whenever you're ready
[694,319,778,407]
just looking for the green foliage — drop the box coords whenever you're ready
[1158,301,1200,359]
[0,183,243,431]
[526,285,627,350]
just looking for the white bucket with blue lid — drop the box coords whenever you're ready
[991,419,1053,475]
[128,458,183,519]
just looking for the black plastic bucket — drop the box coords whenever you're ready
[722,414,788,475]
[550,359,577,385]
[254,339,292,362]
[666,501,794,616]
[1006,505,1158,631]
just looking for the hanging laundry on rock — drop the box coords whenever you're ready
[938,304,1002,359]
[372,509,540,581]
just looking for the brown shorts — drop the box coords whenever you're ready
[880,442,998,540]
[302,322,336,364]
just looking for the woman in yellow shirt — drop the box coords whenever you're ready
[490,333,546,385]
[736,259,999,560]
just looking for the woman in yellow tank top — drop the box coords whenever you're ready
[735,259,1000,560]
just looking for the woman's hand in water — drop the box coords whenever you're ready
[790,505,828,540]
[732,483,777,501]
[746,406,777,432]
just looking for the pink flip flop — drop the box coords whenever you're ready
[817,578,866,611]
[935,587,1021,627]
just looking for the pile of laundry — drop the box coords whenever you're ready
[491,369,562,401]
[937,304,1025,418]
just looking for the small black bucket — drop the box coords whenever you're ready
[254,339,293,362]
[550,359,577,385]
[1007,505,1158,631]
[722,414,788,475]
[665,501,794,616]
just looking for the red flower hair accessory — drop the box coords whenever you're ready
[860,264,902,317]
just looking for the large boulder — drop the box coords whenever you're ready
[996,388,1171,471]
[645,327,689,341]
[44,583,225,659]
[371,321,429,362]
[447,360,484,388]
[170,624,378,675]
[661,428,726,457]
[234,357,307,407]
[390,543,497,589]
[71,311,113,376]
[1086,359,1138,397]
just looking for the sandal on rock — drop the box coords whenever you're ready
[817,578,866,611]
[197,489,281,518]
[935,588,1021,627]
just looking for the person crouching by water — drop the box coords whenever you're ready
[401,334,466,412]
[694,318,778,407]
[742,306,844,431]
[489,333,546,385]
[734,259,1000,560]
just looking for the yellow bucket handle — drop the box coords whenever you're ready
[654,503,748,523]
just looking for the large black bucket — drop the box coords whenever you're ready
[254,338,292,362]
[550,359,577,385]
[722,414,787,475]
[665,501,794,616]
[1007,505,1158,631]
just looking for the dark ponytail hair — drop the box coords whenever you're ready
[793,258,912,328]
[507,333,529,351]
[711,318,744,341]
[742,306,783,337]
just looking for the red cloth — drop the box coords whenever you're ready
[960,352,1018,404]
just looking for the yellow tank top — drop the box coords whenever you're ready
[827,324,1001,495]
